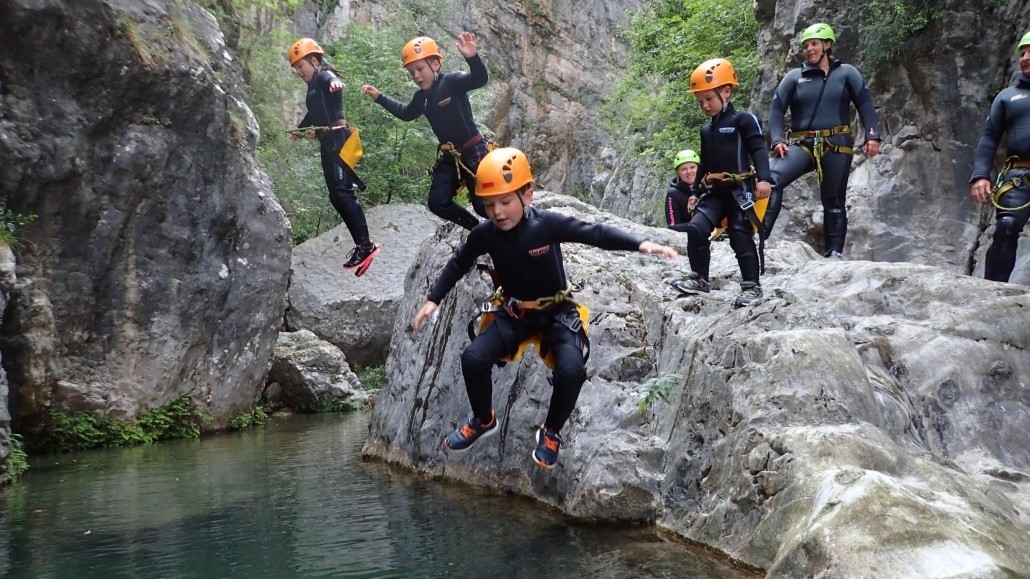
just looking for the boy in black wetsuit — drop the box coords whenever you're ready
[672,58,772,308]
[361,32,489,231]
[290,38,378,275]
[411,147,677,469]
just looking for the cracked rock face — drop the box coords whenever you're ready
[364,193,1029,576]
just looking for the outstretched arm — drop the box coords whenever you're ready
[639,241,677,258]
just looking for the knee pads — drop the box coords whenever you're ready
[995,214,1023,242]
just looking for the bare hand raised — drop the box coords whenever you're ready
[455,31,478,58]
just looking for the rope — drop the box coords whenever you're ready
[788,125,853,184]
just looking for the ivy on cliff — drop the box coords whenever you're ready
[601,0,758,164]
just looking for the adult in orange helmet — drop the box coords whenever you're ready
[969,31,1030,282]
[767,23,882,259]
[670,58,772,309]
[411,147,676,469]
[361,32,490,231]
[289,37,378,275]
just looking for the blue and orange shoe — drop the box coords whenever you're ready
[532,425,563,469]
[443,410,497,452]
[344,242,380,277]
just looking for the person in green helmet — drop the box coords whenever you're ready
[664,149,700,231]
[766,22,882,259]
[968,30,1030,283]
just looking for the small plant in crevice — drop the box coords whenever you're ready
[356,365,386,391]
[637,372,682,415]
[0,209,37,247]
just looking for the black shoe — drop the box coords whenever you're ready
[344,242,380,276]
[443,411,498,452]
[532,425,563,469]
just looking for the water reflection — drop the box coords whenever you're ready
[0,412,751,578]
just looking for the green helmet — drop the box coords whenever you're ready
[1018,31,1030,54]
[673,149,700,169]
[800,23,836,45]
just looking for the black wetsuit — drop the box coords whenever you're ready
[374,55,490,231]
[428,206,645,431]
[664,177,696,232]
[970,72,1030,282]
[685,102,771,284]
[298,69,371,248]
[768,56,881,253]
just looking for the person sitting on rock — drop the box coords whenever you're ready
[664,149,701,232]
[361,32,489,231]
[410,147,677,469]
[969,30,1030,283]
[671,58,772,308]
[765,23,882,258]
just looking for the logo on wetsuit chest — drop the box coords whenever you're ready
[1012,93,1027,102]
[719,127,736,134]
[528,244,552,257]
[437,97,452,107]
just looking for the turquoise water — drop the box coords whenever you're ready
[0,412,751,578]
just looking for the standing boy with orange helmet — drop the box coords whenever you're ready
[361,32,489,231]
[289,37,379,276]
[671,58,772,308]
[411,147,677,469]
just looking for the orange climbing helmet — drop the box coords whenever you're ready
[288,38,324,66]
[401,36,443,67]
[475,147,534,197]
[689,58,739,93]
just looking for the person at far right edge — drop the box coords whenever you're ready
[767,22,882,259]
[969,31,1030,283]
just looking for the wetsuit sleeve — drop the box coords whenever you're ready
[453,54,488,92]
[665,191,689,231]
[374,90,426,121]
[970,94,1007,182]
[769,71,797,145]
[741,110,772,182]
[426,228,487,303]
[846,66,881,141]
[547,212,645,250]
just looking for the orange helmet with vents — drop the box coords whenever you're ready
[401,36,443,67]
[288,38,324,66]
[689,58,739,93]
[475,147,534,197]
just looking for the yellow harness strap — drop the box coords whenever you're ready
[472,286,588,370]
[789,124,854,184]
[991,156,1030,211]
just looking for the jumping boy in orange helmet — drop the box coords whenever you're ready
[411,147,677,469]
[361,32,489,231]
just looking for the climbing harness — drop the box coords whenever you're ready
[285,122,366,191]
[699,166,769,274]
[466,283,590,370]
[991,156,1030,212]
[788,124,853,184]
[435,133,494,193]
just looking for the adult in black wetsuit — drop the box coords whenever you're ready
[411,147,677,469]
[665,149,700,231]
[969,31,1030,283]
[361,32,489,231]
[767,23,882,258]
[672,58,772,308]
[291,38,379,275]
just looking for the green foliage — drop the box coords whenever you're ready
[601,0,758,161]
[0,209,37,246]
[860,0,938,73]
[40,395,212,453]
[1,434,30,485]
[356,364,386,390]
[637,372,681,415]
[228,405,269,430]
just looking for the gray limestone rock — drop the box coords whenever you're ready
[364,193,1029,577]
[267,330,368,411]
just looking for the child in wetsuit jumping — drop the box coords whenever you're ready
[361,32,489,231]
[410,147,677,469]
[290,37,379,276]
